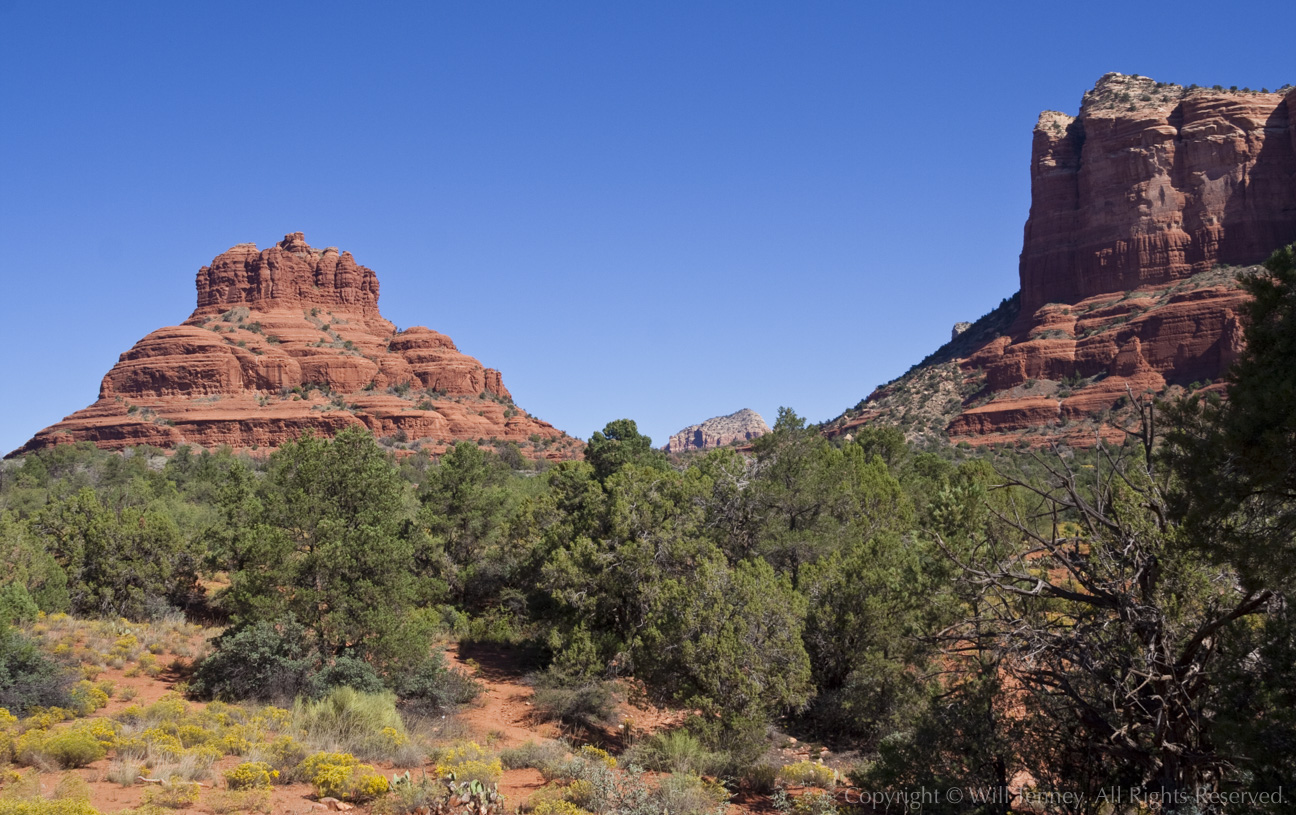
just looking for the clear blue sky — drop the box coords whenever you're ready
[1,1,1291,454]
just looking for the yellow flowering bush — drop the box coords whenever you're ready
[306,757,388,803]
[137,653,162,677]
[265,735,308,776]
[577,745,616,768]
[202,702,237,728]
[116,727,184,764]
[0,708,16,761]
[0,800,103,815]
[21,708,75,730]
[380,726,408,750]
[69,682,109,716]
[142,697,186,724]
[76,718,119,749]
[562,780,595,809]
[777,761,837,788]
[175,724,214,748]
[110,634,139,659]
[298,750,358,782]
[531,801,592,815]
[225,761,278,790]
[791,791,839,815]
[186,743,223,766]
[431,741,502,785]
[217,728,252,756]
[433,741,488,766]
[446,758,503,785]
[113,705,145,726]
[14,728,107,769]
[250,707,292,731]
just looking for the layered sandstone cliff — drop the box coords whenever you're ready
[11,234,580,459]
[1021,74,1296,314]
[664,409,771,453]
[828,75,1295,446]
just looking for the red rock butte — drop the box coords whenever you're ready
[829,75,1296,446]
[1020,75,1296,315]
[11,233,581,459]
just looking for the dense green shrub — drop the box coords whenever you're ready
[0,513,70,616]
[30,489,199,620]
[0,584,38,626]
[308,656,384,698]
[0,624,73,715]
[189,619,312,702]
[530,681,618,736]
[391,651,481,714]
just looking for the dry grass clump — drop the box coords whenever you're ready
[110,695,289,781]
[207,789,272,814]
[21,613,212,677]
[293,687,421,765]
[0,768,100,815]
[141,777,201,809]
[500,739,569,777]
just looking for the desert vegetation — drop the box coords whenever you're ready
[4,246,1296,813]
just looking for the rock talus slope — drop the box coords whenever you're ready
[13,234,580,459]
[664,408,771,453]
[829,75,1296,446]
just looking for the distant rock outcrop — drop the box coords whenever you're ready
[665,409,771,453]
[11,233,581,459]
[827,75,1296,446]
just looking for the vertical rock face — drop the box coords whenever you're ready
[664,409,771,453]
[11,234,581,459]
[827,75,1296,447]
[1020,75,1296,315]
[195,233,383,318]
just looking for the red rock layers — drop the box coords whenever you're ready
[829,75,1294,447]
[12,234,580,459]
[1021,75,1296,314]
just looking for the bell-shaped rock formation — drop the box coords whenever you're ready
[12,233,581,459]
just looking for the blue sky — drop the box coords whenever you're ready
[1,1,1292,454]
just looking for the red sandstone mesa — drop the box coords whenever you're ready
[11,233,578,459]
